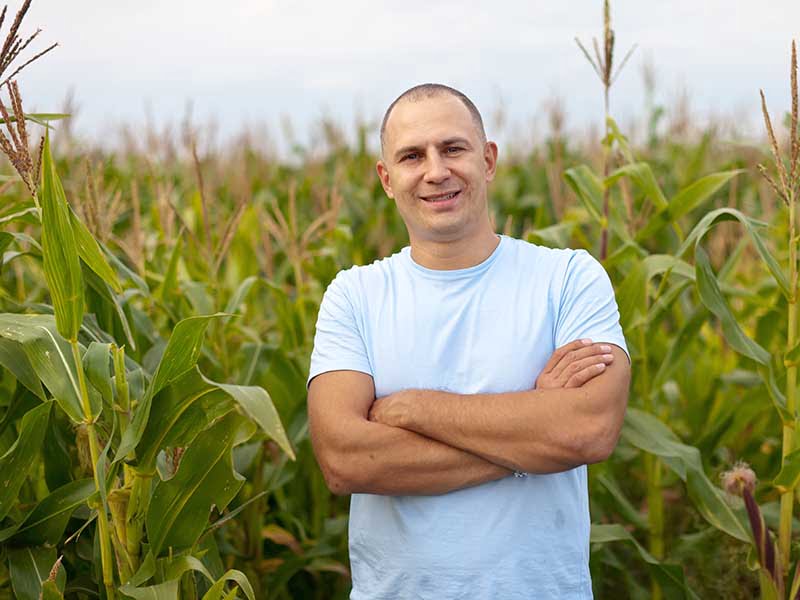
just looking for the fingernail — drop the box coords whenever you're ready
[600,345,611,352]
[596,363,606,369]
[581,338,592,345]
[603,354,613,360]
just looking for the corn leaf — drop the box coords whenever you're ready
[68,206,121,293]
[609,162,668,211]
[786,340,800,366]
[0,402,51,521]
[83,265,137,351]
[83,342,113,407]
[591,524,700,599]
[0,478,94,545]
[563,165,603,223]
[135,369,234,472]
[679,207,789,299]
[622,408,750,543]
[40,580,65,600]
[617,254,694,329]
[201,569,256,600]
[0,314,90,422]
[115,313,228,463]
[222,275,258,324]
[7,547,66,600]
[209,374,295,460]
[695,246,771,366]
[0,338,45,399]
[773,448,800,493]
[40,134,83,341]
[636,170,743,242]
[145,411,247,557]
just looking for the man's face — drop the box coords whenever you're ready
[376,94,498,244]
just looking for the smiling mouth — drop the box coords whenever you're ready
[421,190,460,202]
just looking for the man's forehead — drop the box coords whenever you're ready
[384,95,478,148]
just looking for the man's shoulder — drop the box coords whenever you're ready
[502,236,590,271]
[326,248,408,294]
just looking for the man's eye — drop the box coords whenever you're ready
[402,153,419,161]
[445,147,463,154]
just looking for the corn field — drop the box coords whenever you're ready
[1,1,800,598]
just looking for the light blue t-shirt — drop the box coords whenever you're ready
[308,235,628,599]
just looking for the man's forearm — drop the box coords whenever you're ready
[313,418,512,496]
[370,347,630,474]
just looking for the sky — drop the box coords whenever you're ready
[15,0,800,152]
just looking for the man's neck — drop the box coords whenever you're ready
[408,228,501,271]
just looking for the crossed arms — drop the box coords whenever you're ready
[307,340,630,496]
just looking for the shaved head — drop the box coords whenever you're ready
[380,84,486,156]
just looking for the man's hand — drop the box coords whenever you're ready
[535,339,615,390]
[369,389,415,428]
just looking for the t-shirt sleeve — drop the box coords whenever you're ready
[554,249,629,361]
[307,270,374,387]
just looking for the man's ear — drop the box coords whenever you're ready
[483,141,499,182]
[376,160,394,199]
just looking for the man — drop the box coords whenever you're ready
[307,84,630,599]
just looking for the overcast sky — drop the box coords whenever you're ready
[16,1,800,151]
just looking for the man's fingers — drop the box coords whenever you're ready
[565,362,609,388]
[551,343,614,378]
[542,339,593,374]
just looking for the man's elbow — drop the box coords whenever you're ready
[577,404,626,464]
[315,443,382,496]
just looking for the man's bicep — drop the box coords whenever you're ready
[308,369,375,424]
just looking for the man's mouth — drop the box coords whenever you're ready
[421,190,461,202]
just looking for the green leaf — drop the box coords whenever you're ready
[40,133,83,341]
[145,412,246,557]
[201,569,256,600]
[0,337,45,399]
[622,408,750,543]
[0,314,85,422]
[695,246,771,366]
[616,254,694,330]
[115,313,228,462]
[0,478,95,545]
[595,472,648,530]
[135,369,234,472]
[591,524,700,599]
[786,340,800,367]
[609,162,668,211]
[679,207,789,299]
[208,374,295,460]
[0,402,51,521]
[0,206,39,226]
[83,342,113,407]
[39,579,65,600]
[7,547,65,600]
[636,170,743,242]
[119,554,228,599]
[773,448,800,493]
[119,579,180,599]
[563,166,603,223]
[68,206,122,293]
[83,265,137,351]
[158,234,183,304]
[223,275,258,324]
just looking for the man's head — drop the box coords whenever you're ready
[376,84,498,246]
[379,84,487,158]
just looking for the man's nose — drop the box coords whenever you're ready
[423,152,450,183]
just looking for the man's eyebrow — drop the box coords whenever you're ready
[393,144,422,161]
[393,137,473,161]
[440,137,472,148]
